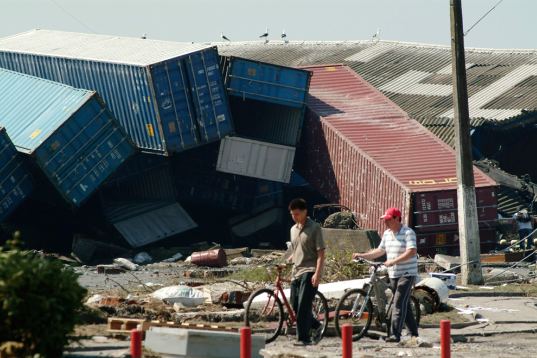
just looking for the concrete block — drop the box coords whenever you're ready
[434,254,461,271]
[144,327,265,358]
[322,228,381,256]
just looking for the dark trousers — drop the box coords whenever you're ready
[389,276,419,339]
[519,229,533,250]
[290,272,320,342]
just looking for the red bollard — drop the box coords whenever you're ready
[440,320,451,358]
[240,326,252,358]
[342,324,352,358]
[130,329,142,358]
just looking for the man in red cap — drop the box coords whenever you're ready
[352,207,419,343]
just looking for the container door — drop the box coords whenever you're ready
[151,60,199,153]
[185,48,233,143]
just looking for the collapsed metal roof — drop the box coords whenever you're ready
[215,40,537,145]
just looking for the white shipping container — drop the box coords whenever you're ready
[216,136,295,183]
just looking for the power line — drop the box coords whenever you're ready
[464,0,505,36]
[47,0,96,33]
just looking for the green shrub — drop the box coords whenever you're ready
[0,234,87,357]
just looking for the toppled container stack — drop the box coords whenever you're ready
[218,57,311,183]
[0,68,135,206]
[0,29,234,155]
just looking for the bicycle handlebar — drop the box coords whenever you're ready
[352,258,385,267]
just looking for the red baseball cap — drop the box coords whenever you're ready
[380,207,401,220]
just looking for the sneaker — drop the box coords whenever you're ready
[293,340,312,346]
[385,335,400,343]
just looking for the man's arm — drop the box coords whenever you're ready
[384,248,417,267]
[352,248,386,261]
[311,248,325,287]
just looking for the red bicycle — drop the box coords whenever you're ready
[244,264,329,343]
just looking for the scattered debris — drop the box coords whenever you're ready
[191,248,228,267]
[72,235,131,265]
[199,281,253,307]
[151,285,207,307]
[434,254,461,272]
[415,277,449,314]
[429,272,457,289]
[113,257,139,271]
[162,252,184,263]
[96,264,126,274]
[133,252,153,264]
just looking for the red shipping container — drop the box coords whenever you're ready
[296,65,498,255]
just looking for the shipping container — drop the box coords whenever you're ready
[221,56,311,146]
[100,159,177,202]
[297,65,498,255]
[0,127,32,221]
[103,200,197,247]
[224,57,311,108]
[0,30,233,155]
[227,96,305,146]
[217,136,295,183]
[0,68,135,206]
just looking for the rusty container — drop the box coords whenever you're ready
[191,248,227,267]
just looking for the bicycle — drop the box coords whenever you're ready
[244,264,329,344]
[334,258,421,341]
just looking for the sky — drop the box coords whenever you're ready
[1,0,535,49]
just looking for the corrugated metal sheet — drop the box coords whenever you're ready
[296,64,497,238]
[104,200,197,247]
[228,96,304,146]
[0,127,32,221]
[0,68,135,206]
[216,136,295,183]
[0,30,233,154]
[225,56,311,108]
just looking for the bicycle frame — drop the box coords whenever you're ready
[355,263,392,325]
[260,266,296,325]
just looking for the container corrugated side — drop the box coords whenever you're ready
[184,47,234,143]
[103,200,197,247]
[34,94,136,205]
[295,110,411,232]
[226,57,311,109]
[416,228,496,257]
[0,127,32,220]
[216,136,295,183]
[228,96,304,146]
[100,161,176,202]
[0,52,167,154]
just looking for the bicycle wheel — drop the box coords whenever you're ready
[386,295,421,337]
[244,288,284,343]
[334,288,373,341]
[311,291,329,343]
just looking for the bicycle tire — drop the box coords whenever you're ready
[386,295,421,337]
[334,288,373,341]
[311,290,329,343]
[244,288,284,343]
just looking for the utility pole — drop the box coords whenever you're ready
[450,0,484,285]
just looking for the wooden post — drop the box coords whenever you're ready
[450,0,484,285]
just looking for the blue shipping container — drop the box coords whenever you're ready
[185,48,234,143]
[0,30,233,155]
[225,56,311,108]
[0,127,32,221]
[0,68,135,206]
